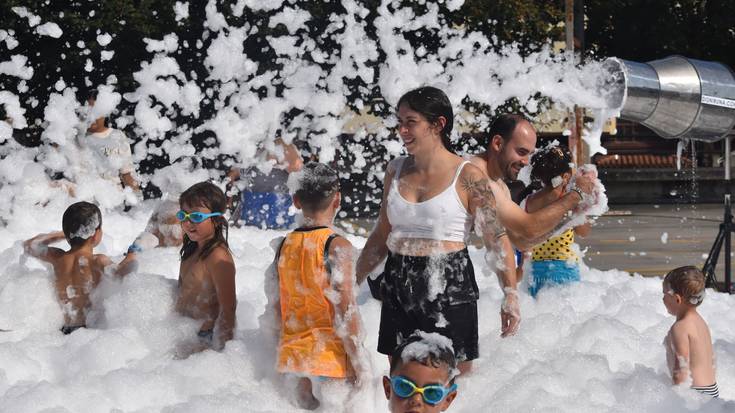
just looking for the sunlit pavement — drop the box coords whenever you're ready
[581,203,728,278]
[337,203,733,280]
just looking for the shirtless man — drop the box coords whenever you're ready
[470,114,594,250]
[467,114,595,334]
[227,138,303,229]
[174,182,236,354]
[23,201,137,334]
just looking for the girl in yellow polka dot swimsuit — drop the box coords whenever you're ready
[525,145,591,297]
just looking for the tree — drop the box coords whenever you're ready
[585,0,735,68]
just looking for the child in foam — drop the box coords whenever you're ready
[662,266,718,398]
[524,145,591,297]
[265,163,366,410]
[79,90,140,194]
[383,332,459,413]
[23,201,138,335]
[174,182,236,356]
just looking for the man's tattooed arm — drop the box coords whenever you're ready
[461,166,521,337]
[460,175,506,240]
[506,191,583,250]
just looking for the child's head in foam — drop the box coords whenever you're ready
[291,162,341,219]
[62,201,102,248]
[384,332,459,413]
[662,265,706,314]
[530,144,574,188]
[179,181,229,261]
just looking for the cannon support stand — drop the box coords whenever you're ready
[703,137,734,293]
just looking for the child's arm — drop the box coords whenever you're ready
[208,248,237,350]
[328,236,367,378]
[23,231,65,262]
[114,252,139,277]
[668,323,691,385]
[262,237,284,342]
[574,222,592,237]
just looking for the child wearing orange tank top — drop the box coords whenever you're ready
[264,163,367,410]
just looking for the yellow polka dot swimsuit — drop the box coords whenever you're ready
[532,228,577,261]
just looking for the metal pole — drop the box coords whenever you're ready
[725,137,732,292]
[726,137,731,181]
[565,0,581,164]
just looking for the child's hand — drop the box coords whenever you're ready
[500,288,520,337]
[128,231,159,254]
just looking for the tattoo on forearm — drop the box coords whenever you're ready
[461,176,506,239]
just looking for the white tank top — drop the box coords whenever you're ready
[386,157,473,244]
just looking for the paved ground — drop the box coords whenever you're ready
[580,203,728,278]
[337,203,734,284]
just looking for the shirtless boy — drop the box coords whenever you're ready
[662,266,718,397]
[175,182,236,353]
[23,201,137,334]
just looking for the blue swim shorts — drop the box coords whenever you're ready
[239,191,295,229]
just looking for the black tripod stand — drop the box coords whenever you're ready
[703,137,734,293]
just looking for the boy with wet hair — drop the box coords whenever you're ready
[23,201,137,334]
[384,332,459,413]
[662,266,718,397]
[266,162,366,410]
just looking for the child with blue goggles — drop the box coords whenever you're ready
[383,332,459,412]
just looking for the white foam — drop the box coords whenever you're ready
[1,213,733,411]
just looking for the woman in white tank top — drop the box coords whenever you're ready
[355,87,520,375]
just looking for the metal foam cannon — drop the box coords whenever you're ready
[604,56,735,293]
[604,56,735,141]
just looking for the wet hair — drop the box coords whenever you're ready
[389,332,458,383]
[487,114,531,144]
[530,145,574,186]
[396,86,454,153]
[664,266,706,306]
[179,181,229,261]
[62,201,102,247]
[294,162,341,212]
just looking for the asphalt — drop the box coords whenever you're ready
[580,203,729,278]
[336,203,735,283]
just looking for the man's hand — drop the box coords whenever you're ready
[500,288,520,337]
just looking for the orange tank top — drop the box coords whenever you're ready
[275,226,354,378]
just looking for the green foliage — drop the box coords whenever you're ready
[450,0,564,53]
[585,0,735,67]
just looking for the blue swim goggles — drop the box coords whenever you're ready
[390,376,457,405]
[176,210,223,224]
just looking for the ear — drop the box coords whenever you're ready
[433,116,447,134]
[292,194,302,210]
[382,376,392,400]
[442,389,458,411]
[490,134,504,152]
[332,191,341,210]
[674,293,683,305]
